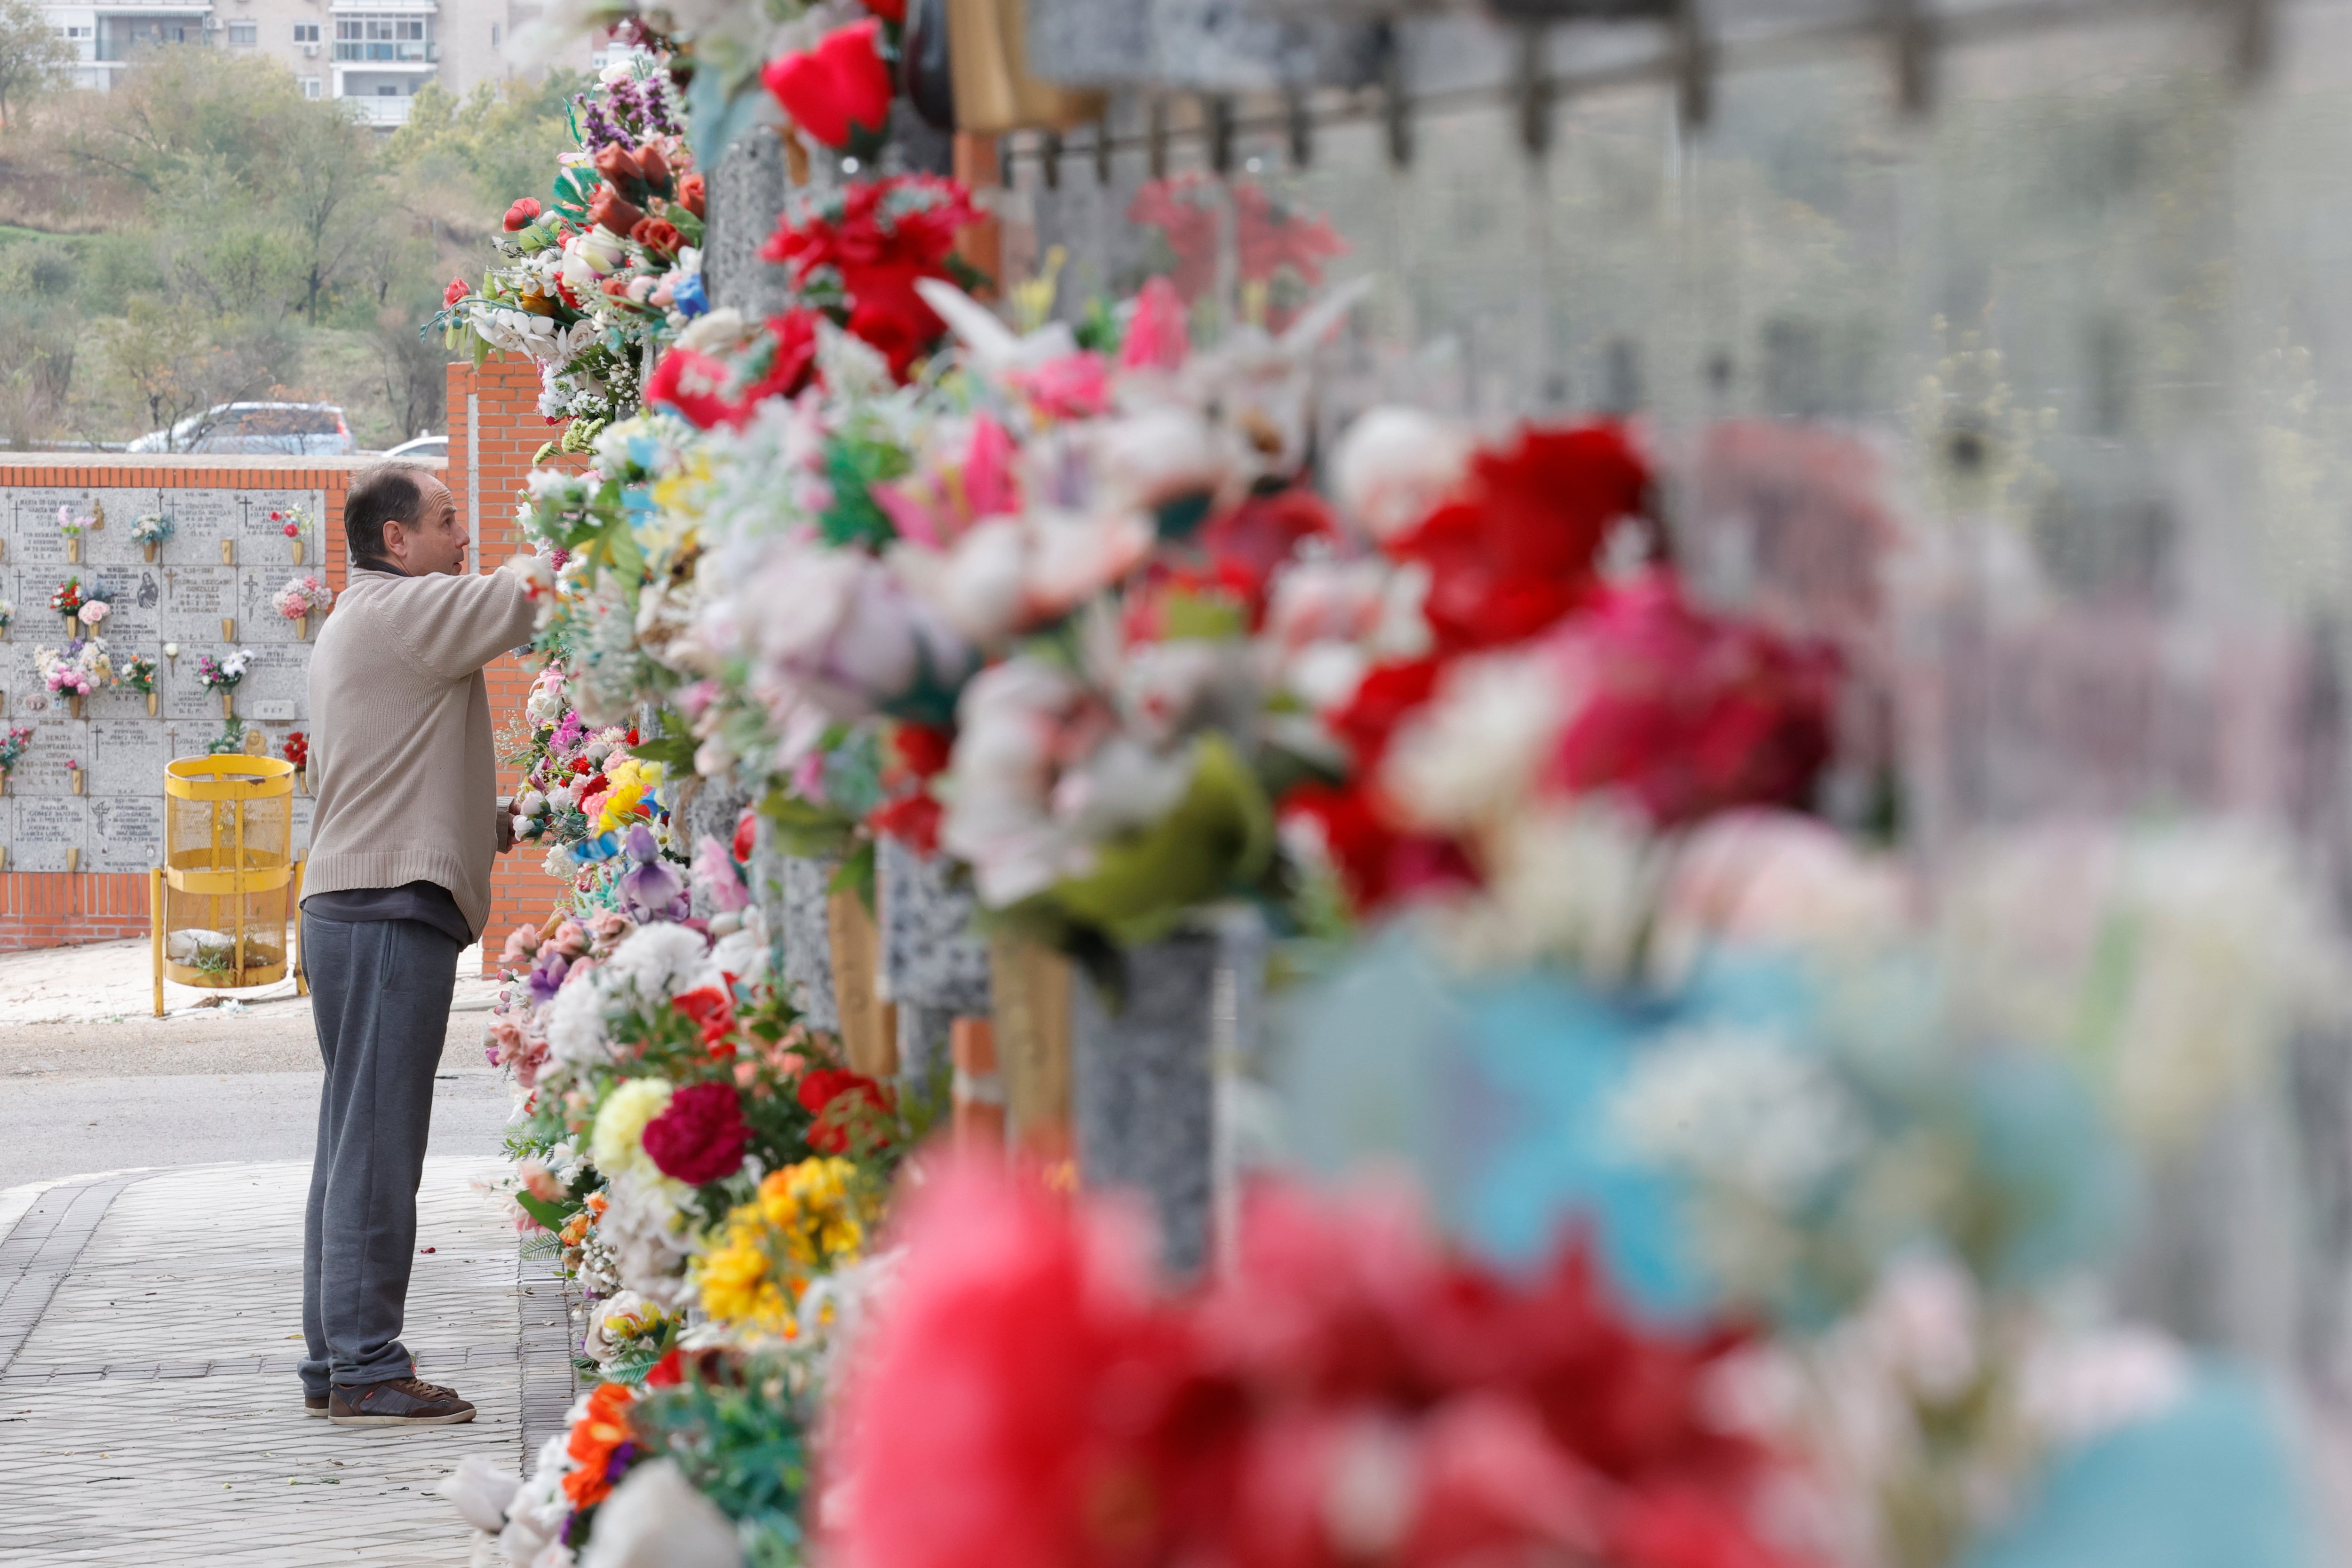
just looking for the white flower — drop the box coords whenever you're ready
[2016,1324,2187,1446]
[545,976,612,1066]
[1437,801,1665,981]
[1332,405,1474,540]
[601,921,716,1003]
[889,507,1154,649]
[1088,405,1235,513]
[498,1435,573,1565]
[580,1289,660,1367]
[440,1455,521,1534]
[516,788,546,815]
[1612,1023,1868,1210]
[1380,648,1567,834]
[598,1167,695,1304]
[709,906,770,987]
[1854,1253,1980,1402]
[1649,810,1911,985]
[581,1459,744,1568]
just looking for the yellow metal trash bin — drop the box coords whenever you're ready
[151,754,306,1017]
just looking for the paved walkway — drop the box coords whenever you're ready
[0,1159,573,1567]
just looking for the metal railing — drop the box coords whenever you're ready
[332,38,434,61]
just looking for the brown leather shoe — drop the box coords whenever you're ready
[327,1376,476,1427]
[304,1394,328,1418]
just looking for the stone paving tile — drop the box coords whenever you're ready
[0,1158,525,1567]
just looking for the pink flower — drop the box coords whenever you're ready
[1005,351,1110,420]
[77,601,108,626]
[1120,276,1190,372]
[691,834,749,913]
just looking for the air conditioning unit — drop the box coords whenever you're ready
[302,41,317,54]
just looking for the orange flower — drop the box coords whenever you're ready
[562,1381,639,1510]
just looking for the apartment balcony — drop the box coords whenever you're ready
[343,94,413,125]
[332,39,434,62]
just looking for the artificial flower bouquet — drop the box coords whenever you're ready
[0,725,29,792]
[270,506,311,563]
[195,648,251,717]
[56,505,92,562]
[35,639,111,705]
[132,512,174,559]
[118,651,159,713]
[271,575,334,637]
[0,596,12,638]
[48,577,82,630]
[430,63,707,443]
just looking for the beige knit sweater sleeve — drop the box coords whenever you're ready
[302,565,540,941]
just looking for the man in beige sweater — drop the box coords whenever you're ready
[298,462,537,1427]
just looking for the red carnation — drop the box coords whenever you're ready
[731,803,758,864]
[1198,486,1337,622]
[761,18,893,150]
[642,309,820,431]
[641,1082,749,1186]
[890,723,954,780]
[1389,423,1652,654]
[502,197,542,231]
[630,216,683,257]
[671,984,737,1053]
[442,277,469,306]
[797,1067,893,1155]
[588,184,646,238]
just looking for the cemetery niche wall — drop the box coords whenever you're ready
[0,459,365,944]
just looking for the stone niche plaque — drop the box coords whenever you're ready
[89,793,163,871]
[13,794,87,871]
[90,719,168,796]
[161,565,238,642]
[12,489,88,570]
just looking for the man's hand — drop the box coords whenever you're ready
[496,799,516,855]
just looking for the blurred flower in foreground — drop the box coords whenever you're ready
[827,1159,1803,1568]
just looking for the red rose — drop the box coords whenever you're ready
[442,277,469,306]
[761,18,893,150]
[600,277,631,297]
[891,723,954,780]
[588,184,646,237]
[731,804,758,863]
[630,216,683,257]
[677,172,706,219]
[796,1067,893,1154]
[671,984,736,1053]
[502,197,542,231]
[640,1082,749,1186]
[861,0,905,18]
[1389,424,1651,654]
[1283,780,1477,915]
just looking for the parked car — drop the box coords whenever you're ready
[385,433,448,462]
[126,403,355,456]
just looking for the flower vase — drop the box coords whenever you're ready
[827,879,896,1078]
[145,691,158,716]
[220,539,234,565]
[64,538,78,564]
[70,770,83,795]
[68,694,82,720]
[64,847,77,873]
[219,692,233,719]
[295,615,308,642]
[878,837,993,1085]
[290,539,303,566]
[0,774,8,797]
[143,543,157,563]
[62,615,76,637]
[1070,932,1221,1276]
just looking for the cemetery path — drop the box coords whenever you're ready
[0,1158,568,1567]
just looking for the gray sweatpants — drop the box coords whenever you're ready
[298,911,461,1395]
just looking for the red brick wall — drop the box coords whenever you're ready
[0,457,378,952]
[448,358,590,974]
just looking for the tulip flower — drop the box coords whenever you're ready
[761,18,893,150]
[588,184,646,238]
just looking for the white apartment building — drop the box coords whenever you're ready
[46,0,607,127]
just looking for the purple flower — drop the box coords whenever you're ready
[526,948,572,1007]
[618,824,689,921]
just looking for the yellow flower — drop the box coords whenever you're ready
[595,757,664,834]
[691,1157,871,1334]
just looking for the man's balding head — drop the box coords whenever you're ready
[345,463,465,576]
